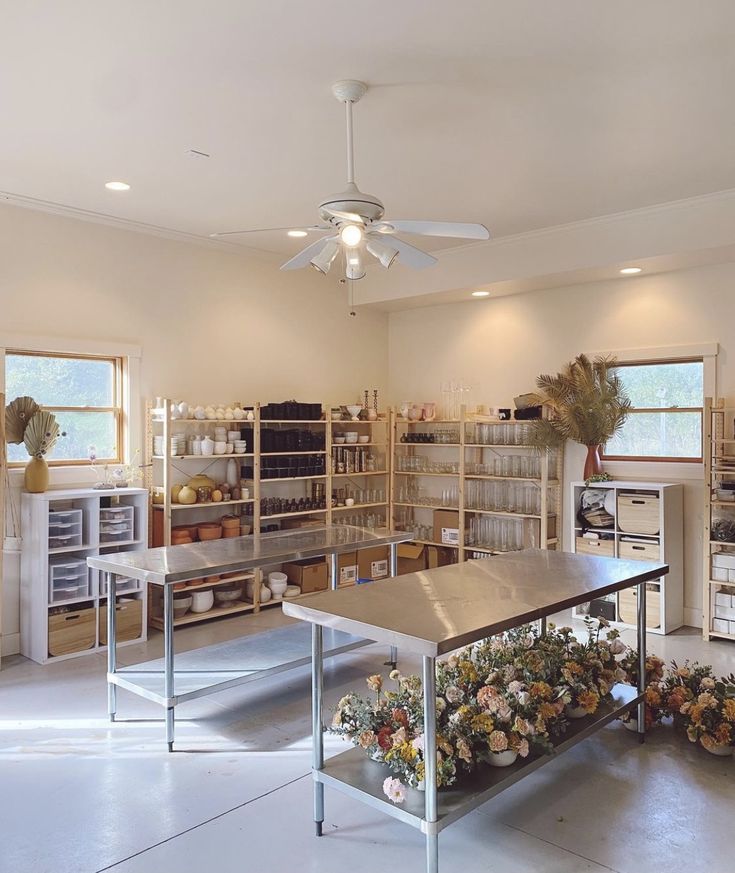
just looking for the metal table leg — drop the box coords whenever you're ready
[312,624,325,836]
[637,581,647,744]
[422,655,439,873]
[388,543,399,668]
[106,572,117,722]
[163,584,175,752]
[539,616,547,637]
[330,552,338,591]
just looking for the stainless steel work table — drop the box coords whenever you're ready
[87,525,411,751]
[282,548,668,873]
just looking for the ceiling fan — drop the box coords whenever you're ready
[211,80,491,279]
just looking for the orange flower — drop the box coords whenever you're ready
[722,699,735,723]
[577,689,600,714]
[538,702,557,721]
[714,723,732,746]
[645,687,662,707]
[689,704,705,727]
[529,681,553,700]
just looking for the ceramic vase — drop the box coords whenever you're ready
[487,749,518,768]
[565,703,589,719]
[190,590,214,613]
[24,456,49,493]
[583,444,603,480]
[201,436,214,456]
[703,740,734,757]
[226,458,238,489]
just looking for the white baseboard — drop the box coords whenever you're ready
[684,607,702,629]
[1,632,20,658]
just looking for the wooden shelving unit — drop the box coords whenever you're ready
[704,397,735,642]
[389,409,562,563]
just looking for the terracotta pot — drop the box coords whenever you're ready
[220,515,241,530]
[222,529,240,538]
[583,444,603,480]
[25,457,49,493]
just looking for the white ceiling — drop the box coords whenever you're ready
[2,1,735,283]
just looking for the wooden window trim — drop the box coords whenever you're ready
[601,358,704,463]
[5,349,124,467]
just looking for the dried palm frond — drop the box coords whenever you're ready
[5,396,40,443]
[528,354,631,449]
[23,410,61,459]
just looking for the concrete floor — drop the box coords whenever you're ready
[0,609,733,873]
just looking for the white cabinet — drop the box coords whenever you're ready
[20,487,148,664]
[569,480,683,635]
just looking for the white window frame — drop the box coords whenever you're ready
[583,341,717,481]
[0,333,141,487]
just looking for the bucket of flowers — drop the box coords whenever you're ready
[618,650,666,731]
[661,662,735,756]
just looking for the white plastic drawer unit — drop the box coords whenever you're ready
[99,575,139,596]
[99,505,135,543]
[48,557,90,603]
[48,508,83,549]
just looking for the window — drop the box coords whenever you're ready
[603,359,704,462]
[5,351,123,465]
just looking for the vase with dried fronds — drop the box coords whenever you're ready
[5,397,65,493]
[529,354,631,480]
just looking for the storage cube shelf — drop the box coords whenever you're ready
[20,488,149,664]
[570,480,683,634]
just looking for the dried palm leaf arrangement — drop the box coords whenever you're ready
[23,410,62,459]
[5,396,40,443]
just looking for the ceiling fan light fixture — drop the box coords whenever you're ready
[366,237,399,269]
[310,240,340,274]
[472,290,490,297]
[340,224,363,247]
[288,229,308,237]
[346,250,366,280]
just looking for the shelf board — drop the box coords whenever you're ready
[149,599,258,629]
[262,508,328,520]
[465,474,556,484]
[397,443,461,448]
[710,500,735,506]
[48,594,95,608]
[332,502,387,512]
[261,419,327,425]
[394,471,458,477]
[397,419,460,425]
[331,419,388,425]
[710,540,735,547]
[410,538,460,549]
[261,474,327,482]
[708,629,735,641]
[260,451,326,456]
[152,419,254,425]
[153,498,255,511]
[709,579,735,587]
[99,538,143,549]
[166,573,255,593]
[332,470,388,478]
[152,454,253,460]
[393,502,458,511]
[464,508,542,520]
[463,443,535,449]
[334,442,385,447]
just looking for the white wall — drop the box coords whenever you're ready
[388,260,735,628]
[0,203,389,655]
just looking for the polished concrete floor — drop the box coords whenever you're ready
[0,608,733,873]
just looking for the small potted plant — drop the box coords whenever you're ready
[661,662,735,755]
[618,650,666,731]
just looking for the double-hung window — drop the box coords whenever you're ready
[5,351,124,465]
[602,359,704,462]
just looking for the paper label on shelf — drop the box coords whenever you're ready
[370,559,388,579]
[441,527,460,545]
[340,565,358,584]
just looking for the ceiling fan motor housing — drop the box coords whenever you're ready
[318,182,385,224]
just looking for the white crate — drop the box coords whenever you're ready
[712,553,735,570]
[712,617,730,633]
[715,591,734,609]
[712,567,729,582]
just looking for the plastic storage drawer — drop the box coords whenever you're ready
[48,559,89,603]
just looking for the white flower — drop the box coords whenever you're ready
[411,734,425,753]
[701,677,716,690]
[389,669,401,681]
[447,654,459,668]
[522,634,535,649]
[609,639,627,655]
[507,681,524,696]
[445,685,463,704]
[383,777,407,804]
[517,691,531,706]
[436,697,446,713]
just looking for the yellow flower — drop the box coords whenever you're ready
[400,741,418,762]
[577,689,600,714]
[722,699,735,723]
[689,704,705,727]
[529,681,553,700]
[366,674,382,693]
[470,713,495,734]
[714,723,732,746]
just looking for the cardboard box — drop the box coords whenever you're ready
[397,543,427,575]
[357,546,390,580]
[280,517,324,531]
[427,545,457,568]
[433,510,460,546]
[282,558,328,594]
[338,551,358,586]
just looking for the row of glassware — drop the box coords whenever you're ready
[467,516,539,551]
[395,484,459,508]
[333,512,385,530]
[395,456,460,474]
[465,480,542,515]
[466,454,543,478]
[467,423,534,446]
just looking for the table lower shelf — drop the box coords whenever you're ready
[317,683,641,836]
[111,623,369,707]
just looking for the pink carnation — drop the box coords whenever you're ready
[488,730,509,752]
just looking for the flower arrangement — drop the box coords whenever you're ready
[332,618,625,804]
[660,661,735,753]
[618,650,666,728]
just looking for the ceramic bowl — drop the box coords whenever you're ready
[214,441,227,454]
[334,436,346,444]
[358,435,370,443]
[198,523,222,541]
[225,443,234,454]
[214,585,242,605]
[284,584,301,598]
[227,430,241,441]
[346,404,363,420]
[173,594,192,617]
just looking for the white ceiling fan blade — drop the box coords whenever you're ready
[375,220,490,240]
[379,235,437,269]
[210,225,328,238]
[279,236,336,271]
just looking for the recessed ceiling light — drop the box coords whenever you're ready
[287,230,308,237]
[472,290,490,297]
[619,267,642,275]
[105,181,130,191]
